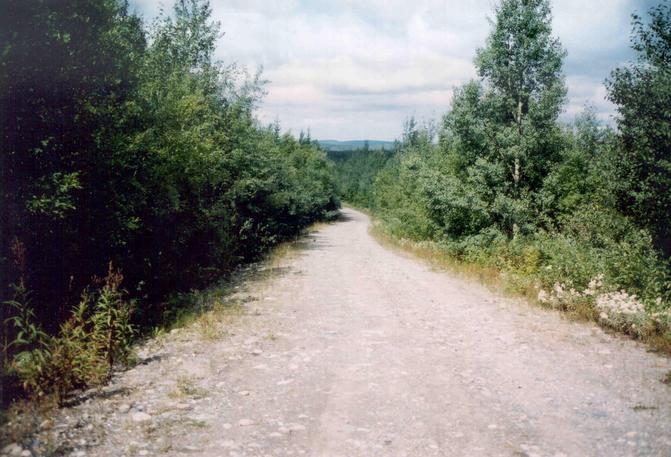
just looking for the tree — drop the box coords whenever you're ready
[607,3,671,256]
[475,0,566,190]
[0,0,146,324]
[442,0,567,237]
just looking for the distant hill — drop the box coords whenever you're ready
[317,139,395,152]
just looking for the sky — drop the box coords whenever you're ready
[128,0,657,141]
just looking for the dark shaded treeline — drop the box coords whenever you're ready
[1,0,338,401]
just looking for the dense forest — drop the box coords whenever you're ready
[0,0,338,403]
[327,144,395,208]
[337,1,671,346]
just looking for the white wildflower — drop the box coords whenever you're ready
[553,283,565,298]
[595,290,647,334]
[584,274,604,296]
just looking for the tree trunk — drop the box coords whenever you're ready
[513,97,523,192]
[512,98,524,239]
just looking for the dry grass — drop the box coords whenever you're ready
[167,376,208,400]
[663,371,671,384]
[648,336,671,356]
[304,221,332,234]
[368,221,506,293]
[194,311,226,341]
[267,242,298,268]
[192,297,245,341]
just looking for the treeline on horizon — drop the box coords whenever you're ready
[336,1,671,345]
[327,144,395,208]
[0,0,338,403]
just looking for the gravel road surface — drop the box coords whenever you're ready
[20,208,670,457]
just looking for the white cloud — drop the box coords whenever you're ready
[130,0,643,139]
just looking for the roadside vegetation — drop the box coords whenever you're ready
[337,1,671,351]
[0,0,339,407]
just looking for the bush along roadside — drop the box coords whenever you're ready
[3,262,134,407]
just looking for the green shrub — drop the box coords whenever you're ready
[537,204,668,301]
[4,266,134,404]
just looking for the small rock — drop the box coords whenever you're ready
[289,424,306,432]
[222,423,232,430]
[220,440,238,449]
[118,404,131,414]
[20,450,32,457]
[268,432,283,438]
[238,390,251,396]
[251,349,263,356]
[239,419,254,426]
[2,443,23,457]
[138,451,149,456]
[130,412,152,422]
[39,419,53,429]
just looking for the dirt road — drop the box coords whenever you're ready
[37,208,671,457]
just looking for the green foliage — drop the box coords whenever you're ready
[1,0,338,402]
[537,108,619,223]
[606,3,671,256]
[373,123,442,240]
[440,0,568,236]
[3,284,48,355]
[4,266,134,404]
[329,144,394,208]
[527,205,667,300]
[89,264,134,371]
